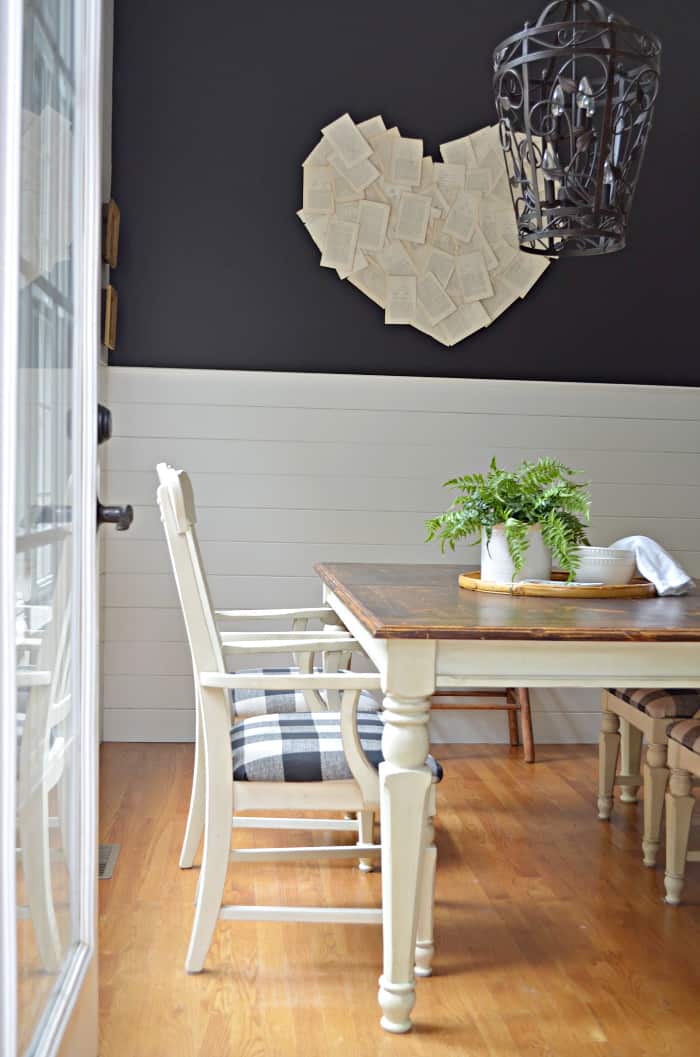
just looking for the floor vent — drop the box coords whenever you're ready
[98,844,120,880]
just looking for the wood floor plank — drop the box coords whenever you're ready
[99,743,700,1057]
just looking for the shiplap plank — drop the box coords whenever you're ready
[110,401,700,453]
[106,367,700,420]
[104,470,700,517]
[106,436,700,482]
[118,503,700,550]
[103,573,322,609]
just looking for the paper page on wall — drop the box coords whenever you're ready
[465,226,498,270]
[434,163,465,204]
[481,273,520,322]
[357,199,390,252]
[320,218,360,272]
[491,238,518,272]
[394,192,432,244]
[332,172,364,203]
[499,251,550,297]
[365,180,390,205]
[302,138,332,167]
[335,201,360,222]
[329,152,380,193]
[337,247,368,280]
[465,168,492,194]
[440,301,490,344]
[417,271,457,325]
[372,238,416,276]
[424,247,455,287]
[443,192,479,243]
[357,115,387,141]
[414,302,452,346]
[471,125,501,165]
[455,251,494,303]
[348,260,386,308]
[385,275,416,324]
[321,112,372,168]
[303,166,333,214]
[370,127,400,175]
[440,135,478,168]
[389,136,423,187]
[303,214,329,252]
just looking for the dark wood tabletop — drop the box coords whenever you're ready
[315,563,700,642]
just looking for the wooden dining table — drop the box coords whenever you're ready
[315,561,700,1034]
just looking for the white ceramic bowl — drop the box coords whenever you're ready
[573,546,636,585]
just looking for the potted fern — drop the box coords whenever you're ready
[426,457,590,582]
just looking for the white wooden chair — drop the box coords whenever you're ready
[156,466,440,976]
[16,547,73,972]
[598,688,700,865]
[154,464,372,869]
[664,713,700,905]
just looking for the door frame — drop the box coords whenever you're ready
[0,0,103,1053]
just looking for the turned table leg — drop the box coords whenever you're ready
[642,742,670,867]
[598,710,620,820]
[378,690,432,1033]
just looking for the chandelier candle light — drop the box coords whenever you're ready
[493,1,661,256]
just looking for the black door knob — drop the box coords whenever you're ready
[97,404,112,445]
[97,501,133,531]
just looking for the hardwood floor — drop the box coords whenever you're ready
[98,743,700,1057]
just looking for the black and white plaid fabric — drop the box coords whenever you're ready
[231,711,443,783]
[232,667,381,718]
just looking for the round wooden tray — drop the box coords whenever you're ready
[458,570,656,599]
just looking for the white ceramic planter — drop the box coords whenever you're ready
[480,524,551,583]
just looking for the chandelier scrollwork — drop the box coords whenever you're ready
[493,1,661,257]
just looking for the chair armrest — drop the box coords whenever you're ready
[220,630,352,644]
[200,671,380,690]
[215,606,344,625]
[221,638,364,655]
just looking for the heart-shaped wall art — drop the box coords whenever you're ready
[298,112,551,347]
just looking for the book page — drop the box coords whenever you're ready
[394,192,432,244]
[440,135,478,168]
[370,127,400,175]
[320,218,359,272]
[332,173,363,203]
[357,115,387,141]
[443,192,479,243]
[417,271,457,325]
[389,136,423,187]
[357,200,390,252]
[434,163,465,204]
[465,168,492,194]
[414,303,452,346]
[385,275,416,324]
[480,273,519,321]
[425,247,455,287]
[329,152,379,193]
[348,260,386,308]
[455,251,494,302]
[303,138,332,167]
[303,166,333,214]
[499,251,550,297]
[321,112,372,168]
[373,238,416,276]
[337,247,368,280]
[440,301,490,344]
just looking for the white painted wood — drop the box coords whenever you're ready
[217,906,382,925]
[664,744,698,905]
[229,844,381,862]
[102,368,700,742]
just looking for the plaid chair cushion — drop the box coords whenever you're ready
[608,688,700,720]
[668,711,700,754]
[231,711,443,783]
[232,667,381,718]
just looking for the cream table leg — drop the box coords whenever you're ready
[619,718,643,803]
[377,672,433,1033]
[414,788,437,978]
[664,768,695,905]
[643,742,670,867]
[598,710,620,820]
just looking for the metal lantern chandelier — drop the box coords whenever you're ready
[492,1,661,257]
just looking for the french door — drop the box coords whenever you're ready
[0,0,102,1054]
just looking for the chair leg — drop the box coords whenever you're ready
[517,688,535,764]
[507,702,520,747]
[619,718,643,803]
[357,809,375,873]
[598,711,620,820]
[642,742,670,867]
[664,768,695,905]
[18,784,62,972]
[180,704,205,869]
[185,714,233,973]
[414,806,437,978]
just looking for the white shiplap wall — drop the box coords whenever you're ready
[101,367,700,743]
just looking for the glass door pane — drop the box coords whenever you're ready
[15,0,82,1052]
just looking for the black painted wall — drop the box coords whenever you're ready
[111,0,699,384]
